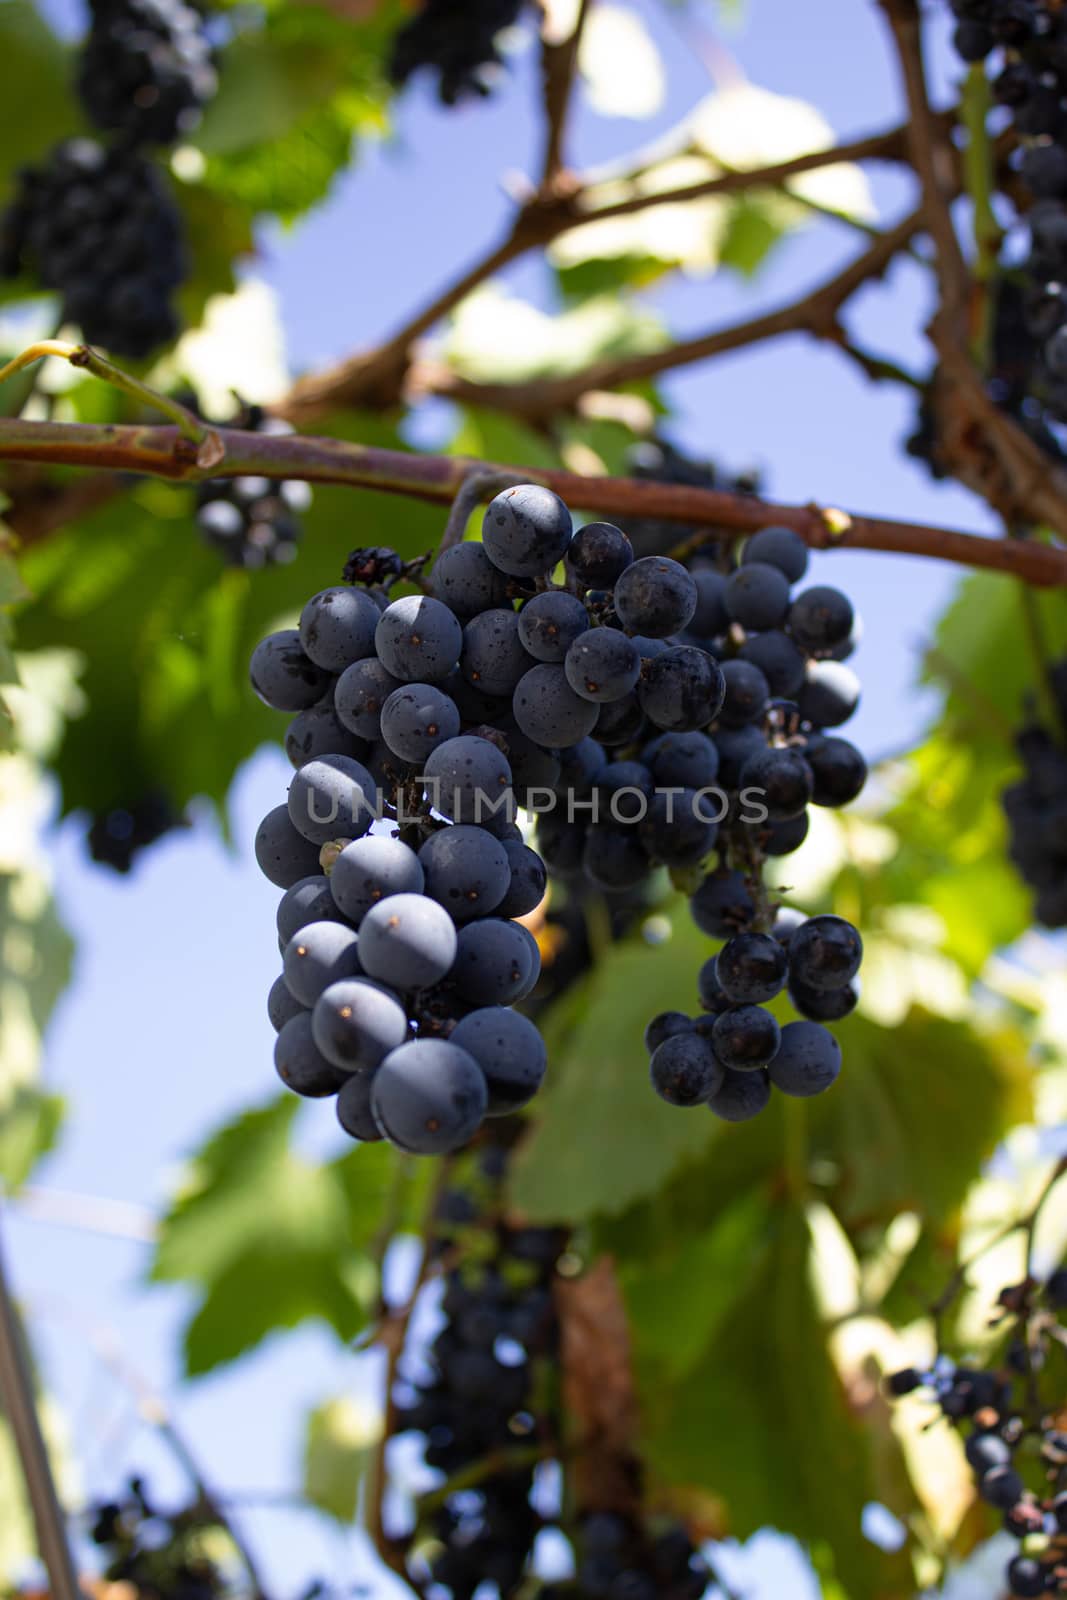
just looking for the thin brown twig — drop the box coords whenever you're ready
[879,0,970,336]
[420,209,924,417]
[2,413,1067,584]
[539,0,592,185]
[280,124,920,421]
[0,1206,81,1600]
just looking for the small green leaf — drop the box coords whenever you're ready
[509,902,718,1222]
[304,1397,381,1523]
[151,1097,403,1374]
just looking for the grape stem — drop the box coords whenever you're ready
[0,341,220,457]
[2,410,1066,585]
[0,1205,81,1600]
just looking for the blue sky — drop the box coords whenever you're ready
[7,0,997,1594]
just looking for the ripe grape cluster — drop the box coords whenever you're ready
[941,2,1067,440]
[0,0,214,357]
[77,0,217,147]
[88,789,186,873]
[886,1269,1067,1598]
[517,508,863,1121]
[0,139,186,358]
[389,0,528,105]
[89,1477,231,1600]
[392,1141,715,1599]
[1003,657,1067,927]
[395,1148,564,1595]
[196,407,311,569]
[257,487,616,1155]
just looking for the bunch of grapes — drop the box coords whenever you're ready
[516,512,864,1122]
[256,487,600,1156]
[0,0,212,358]
[1002,658,1067,927]
[88,789,186,873]
[886,1269,1067,1598]
[196,407,311,569]
[89,1478,232,1600]
[389,0,528,105]
[0,139,186,358]
[391,1141,715,1599]
[940,2,1067,437]
[393,1149,563,1595]
[77,0,217,147]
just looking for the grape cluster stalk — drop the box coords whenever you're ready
[0,0,215,358]
[887,1268,1067,1598]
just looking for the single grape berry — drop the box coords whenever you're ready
[417,824,511,922]
[707,1067,771,1122]
[431,541,509,618]
[283,921,363,1007]
[482,485,573,576]
[788,915,863,991]
[336,1072,385,1142]
[798,661,861,728]
[461,608,532,697]
[380,683,462,763]
[724,562,791,630]
[358,893,458,991]
[370,1039,488,1154]
[517,590,590,662]
[649,1032,724,1106]
[334,657,402,740]
[645,1011,693,1053]
[567,521,634,587]
[788,585,854,654]
[613,556,697,638]
[424,735,514,827]
[312,978,409,1072]
[255,805,324,889]
[767,1020,841,1097]
[564,629,641,704]
[250,630,332,712]
[512,663,600,748]
[788,975,858,1021]
[711,1004,781,1070]
[299,586,380,672]
[638,646,726,731]
[717,659,771,727]
[450,1007,547,1113]
[689,868,756,938]
[805,735,867,806]
[738,630,806,698]
[375,595,463,683]
[1005,1556,1048,1598]
[277,875,349,945]
[716,932,788,1004]
[739,746,814,821]
[328,835,425,924]
[741,525,809,582]
[274,1014,348,1099]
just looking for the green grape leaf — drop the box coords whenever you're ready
[641,1208,912,1595]
[303,1396,381,1523]
[0,3,74,176]
[192,7,393,222]
[151,1096,403,1375]
[509,904,719,1222]
[924,570,1067,744]
[444,286,667,387]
